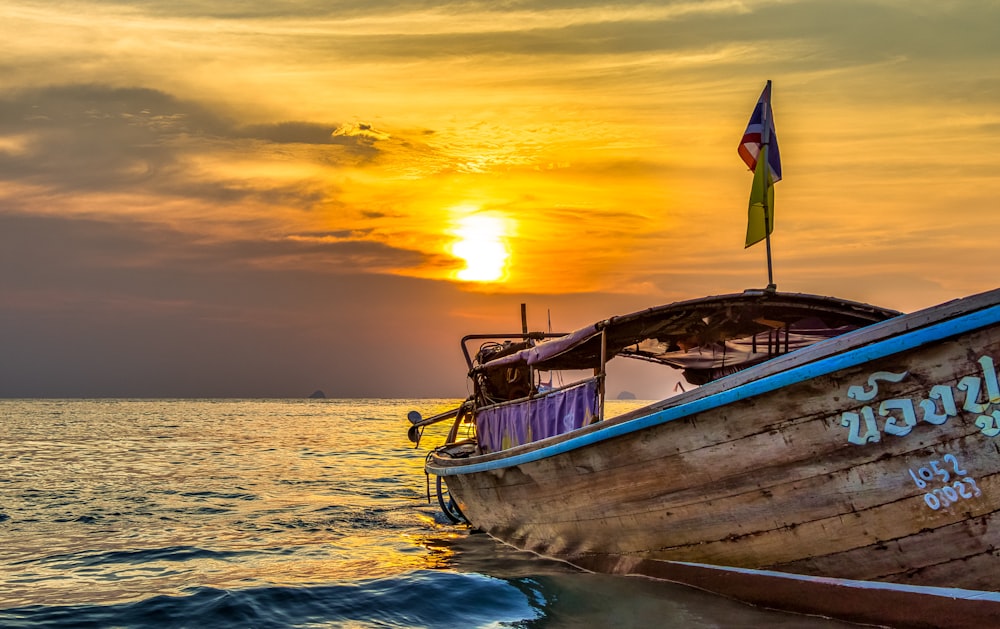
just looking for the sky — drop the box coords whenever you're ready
[0,0,999,398]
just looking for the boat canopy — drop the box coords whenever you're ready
[474,290,901,385]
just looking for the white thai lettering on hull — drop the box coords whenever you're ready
[841,355,1000,445]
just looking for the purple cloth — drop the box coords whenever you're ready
[476,379,599,453]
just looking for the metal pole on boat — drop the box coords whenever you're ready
[597,329,607,422]
[762,79,776,291]
[764,222,775,290]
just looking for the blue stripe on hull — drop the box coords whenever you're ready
[431,302,1000,476]
[669,560,1000,603]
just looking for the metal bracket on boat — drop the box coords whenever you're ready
[407,406,463,447]
[743,284,778,296]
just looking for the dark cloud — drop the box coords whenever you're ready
[0,86,190,191]
[0,213,424,289]
[238,121,339,144]
[72,1,627,20]
[236,121,383,158]
[288,229,364,239]
[0,85,384,203]
[158,1,996,92]
[0,84,217,128]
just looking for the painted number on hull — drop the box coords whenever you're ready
[907,454,983,510]
[841,356,1000,445]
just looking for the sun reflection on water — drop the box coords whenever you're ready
[0,399,466,606]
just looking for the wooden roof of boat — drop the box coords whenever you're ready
[476,290,902,377]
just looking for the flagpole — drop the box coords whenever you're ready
[761,79,776,291]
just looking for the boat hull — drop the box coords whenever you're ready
[429,292,1000,599]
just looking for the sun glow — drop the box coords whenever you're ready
[451,213,511,283]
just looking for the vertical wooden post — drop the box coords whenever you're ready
[520,303,532,400]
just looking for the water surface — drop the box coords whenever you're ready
[0,399,855,627]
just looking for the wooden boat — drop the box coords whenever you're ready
[409,287,1000,627]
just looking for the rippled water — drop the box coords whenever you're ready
[0,399,855,627]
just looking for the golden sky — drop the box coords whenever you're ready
[0,1,998,397]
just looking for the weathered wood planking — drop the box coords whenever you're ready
[433,290,1000,594]
[775,508,1000,585]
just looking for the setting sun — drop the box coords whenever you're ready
[451,213,511,283]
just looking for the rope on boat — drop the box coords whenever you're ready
[436,474,466,524]
[424,451,435,504]
[425,449,466,524]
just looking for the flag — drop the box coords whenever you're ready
[738,83,781,182]
[739,81,781,247]
[745,144,775,248]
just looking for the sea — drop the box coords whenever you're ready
[0,399,858,628]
